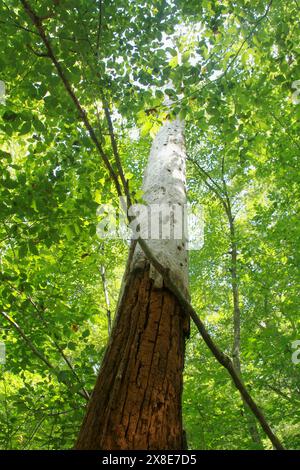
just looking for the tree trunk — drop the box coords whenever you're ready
[75,119,190,449]
[100,265,112,336]
[228,214,263,448]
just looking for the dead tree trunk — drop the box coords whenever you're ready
[75,119,190,449]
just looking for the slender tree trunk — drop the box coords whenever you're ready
[75,119,190,449]
[229,223,241,373]
[100,265,112,336]
[228,208,263,448]
[188,157,269,448]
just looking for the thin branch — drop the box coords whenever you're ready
[165,0,273,108]
[265,384,300,405]
[220,154,234,225]
[4,282,89,400]
[102,99,130,203]
[188,156,225,196]
[96,0,103,55]
[0,310,88,400]
[20,0,122,198]
[26,44,49,57]
[0,310,54,370]
[188,156,230,217]
[100,265,112,335]
[270,111,300,151]
[0,18,39,36]
[23,415,46,449]
[223,0,273,78]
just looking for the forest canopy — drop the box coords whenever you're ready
[0,0,299,451]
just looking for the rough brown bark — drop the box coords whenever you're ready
[75,264,187,449]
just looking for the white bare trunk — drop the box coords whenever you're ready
[130,118,189,298]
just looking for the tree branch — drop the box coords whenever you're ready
[100,265,112,336]
[0,310,88,400]
[26,43,49,57]
[4,282,90,400]
[96,0,103,55]
[102,98,131,204]
[20,0,122,198]
[188,156,230,217]
[0,310,53,370]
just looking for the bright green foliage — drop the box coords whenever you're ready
[0,0,299,449]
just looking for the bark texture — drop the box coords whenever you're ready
[76,119,189,449]
[75,264,187,449]
[132,118,189,299]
